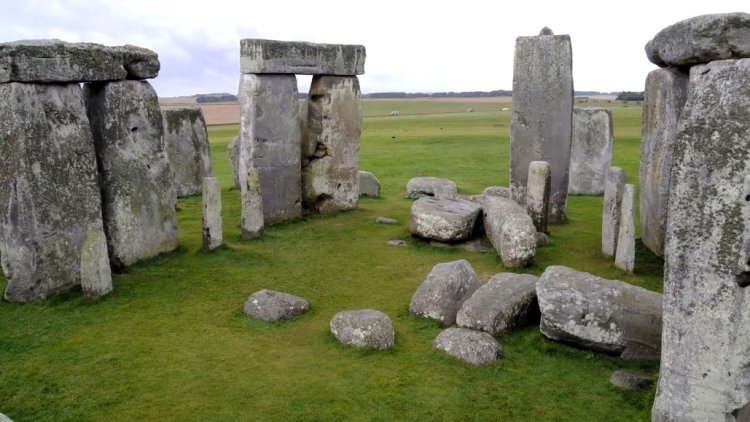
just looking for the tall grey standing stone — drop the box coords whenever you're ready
[640,68,689,257]
[242,168,264,239]
[301,76,361,213]
[228,135,240,189]
[202,177,222,251]
[0,83,112,301]
[510,28,573,222]
[240,39,366,75]
[238,74,301,224]
[652,58,750,422]
[602,167,626,257]
[84,80,178,269]
[614,184,635,273]
[162,107,212,197]
[483,196,537,268]
[569,107,613,195]
[526,161,551,233]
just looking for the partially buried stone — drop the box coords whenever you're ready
[410,196,481,242]
[162,108,212,197]
[202,177,222,251]
[330,309,394,349]
[410,259,481,326]
[386,240,406,247]
[610,370,654,390]
[376,216,398,224]
[433,327,503,365]
[244,289,309,321]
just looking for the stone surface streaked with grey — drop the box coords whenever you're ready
[526,161,551,233]
[330,309,394,349]
[406,177,458,199]
[614,184,635,274]
[359,170,380,197]
[609,370,654,390]
[569,107,613,195]
[602,167,626,257]
[483,196,537,268]
[409,259,481,326]
[241,168,264,240]
[410,197,481,242]
[162,107,212,197]
[228,135,240,188]
[201,177,223,251]
[240,39,365,75]
[433,327,503,365]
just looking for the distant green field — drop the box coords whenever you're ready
[0,101,657,421]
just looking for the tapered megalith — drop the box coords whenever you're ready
[162,108,212,197]
[84,80,178,269]
[602,167,626,257]
[240,39,366,75]
[242,168,264,239]
[639,68,689,257]
[0,83,112,301]
[614,184,635,273]
[228,135,240,188]
[569,107,613,195]
[652,58,750,421]
[510,28,573,222]
[526,161,551,233]
[238,74,301,224]
[202,177,222,251]
[301,76,361,213]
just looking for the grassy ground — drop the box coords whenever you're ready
[0,100,659,421]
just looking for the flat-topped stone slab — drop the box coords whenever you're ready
[406,177,458,199]
[330,309,394,349]
[410,196,481,242]
[0,39,159,83]
[240,39,365,75]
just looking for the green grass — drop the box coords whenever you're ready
[0,100,659,421]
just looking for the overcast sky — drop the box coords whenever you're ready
[0,0,746,96]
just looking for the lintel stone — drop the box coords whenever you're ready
[240,39,365,75]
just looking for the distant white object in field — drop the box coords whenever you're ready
[390,110,400,116]
[501,107,510,111]
[466,108,474,112]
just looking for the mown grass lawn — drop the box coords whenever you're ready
[0,100,659,421]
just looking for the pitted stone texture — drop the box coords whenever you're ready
[240,39,366,75]
[330,309,394,349]
[406,177,458,199]
[483,186,511,198]
[645,13,750,67]
[0,83,112,301]
[602,167,626,257]
[511,33,573,222]
[640,68,688,257]
[0,39,159,83]
[162,108,212,197]
[301,76,361,213]
[410,259,481,326]
[241,169,264,240]
[609,370,654,390]
[652,59,750,422]
[228,135,240,188]
[244,289,309,322]
[359,170,380,197]
[410,197,481,242]
[202,177,222,251]
[84,80,178,269]
[433,328,503,365]
[526,161,551,233]
[614,184,635,274]
[238,74,301,224]
[569,107,613,195]
[483,196,537,268]
[456,273,539,336]
[537,265,662,357]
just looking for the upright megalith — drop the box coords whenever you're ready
[84,80,178,269]
[241,168,264,239]
[228,135,240,189]
[202,177,222,251]
[162,107,212,197]
[0,83,112,301]
[526,161,551,233]
[614,184,635,273]
[510,27,573,222]
[569,107,613,195]
[602,167,626,257]
[301,75,362,213]
[639,68,688,257]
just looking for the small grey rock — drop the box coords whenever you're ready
[244,289,309,322]
[609,370,654,390]
[330,309,394,349]
[359,170,381,197]
[406,176,458,199]
[386,240,406,247]
[535,232,549,246]
[410,259,481,326]
[433,327,503,365]
[376,216,398,225]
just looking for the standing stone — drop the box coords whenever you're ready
[0,83,112,301]
[238,74,301,224]
[359,170,380,197]
[526,161,551,233]
[602,167,626,257]
[228,135,240,189]
[84,80,178,269]
[242,168,264,239]
[652,58,750,421]
[483,196,537,268]
[202,177,222,251]
[162,108,212,197]
[640,68,689,257]
[510,29,573,222]
[569,107,613,195]
[301,76,361,213]
[240,39,366,75]
[614,184,635,273]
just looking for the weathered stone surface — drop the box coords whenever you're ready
[535,232,549,247]
[201,177,222,251]
[0,39,159,83]
[569,107,613,195]
[526,161,551,233]
[162,108,212,197]
[410,259,481,326]
[376,216,398,225]
[537,265,662,357]
[406,177,457,199]
[410,197,481,242]
[359,170,380,197]
[240,39,366,75]
[511,32,573,222]
[483,186,511,198]
[244,289,309,321]
[609,370,654,390]
[0,83,112,301]
[301,76,361,213]
[238,74,301,224]
[330,309,394,349]
[433,327,503,365]
[228,135,240,188]
[241,168,264,240]
[645,13,750,67]
[483,196,537,268]
[84,80,178,268]
[614,184,635,273]
[652,59,750,421]
[602,167,626,257]
[0,412,12,422]
[456,273,539,336]
[640,68,689,257]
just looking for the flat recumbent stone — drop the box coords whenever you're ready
[410,197,481,242]
[244,289,309,321]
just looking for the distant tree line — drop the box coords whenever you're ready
[363,90,513,99]
[616,91,644,101]
[196,93,238,103]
